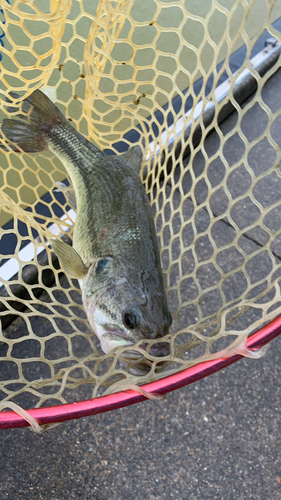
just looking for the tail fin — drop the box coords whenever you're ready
[1,90,65,153]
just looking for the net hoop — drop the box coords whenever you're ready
[1,315,281,430]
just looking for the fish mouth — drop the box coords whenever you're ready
[104,325,132,342]
[119,341,170,375]
[102,324,170,374]
[146,341,170,357]
[122,341,170,359]
[100,330,133,354]
[104,325,170,356]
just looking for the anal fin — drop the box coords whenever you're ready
[55,182,77,211]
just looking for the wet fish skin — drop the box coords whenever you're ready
[1,90,171,363]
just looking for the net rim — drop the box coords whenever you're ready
[1,315,281,430]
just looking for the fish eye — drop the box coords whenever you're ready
[96,258,108,273]
[123,310,140,330]
[167,311,172,327]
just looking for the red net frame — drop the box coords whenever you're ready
[0,316,280,430]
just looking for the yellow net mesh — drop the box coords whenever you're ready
[1,0,281,409]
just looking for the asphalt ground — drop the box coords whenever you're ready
[0,336,280,500]
[1,69,281,499]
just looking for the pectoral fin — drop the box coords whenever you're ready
[51,239,87,278]
[121,145,143,174]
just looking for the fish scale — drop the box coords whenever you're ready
[47,123,152,266]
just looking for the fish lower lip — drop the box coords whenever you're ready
[148,342,170,357]
[100,332,132,353]
[122,341,170,359]
[119,342,170,375]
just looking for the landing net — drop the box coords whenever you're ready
[0,0,281,421]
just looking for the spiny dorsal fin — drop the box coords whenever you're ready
[120,145,143,174]
[51,239,87,278]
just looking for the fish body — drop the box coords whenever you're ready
[1,90,171,365]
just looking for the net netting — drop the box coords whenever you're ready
[1,0,281,411]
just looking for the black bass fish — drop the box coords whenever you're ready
[1,90,171,367]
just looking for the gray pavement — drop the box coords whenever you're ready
[1,65,281,500]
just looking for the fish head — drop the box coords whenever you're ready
[81,257,172,366]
